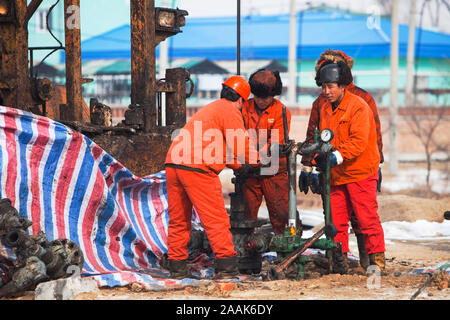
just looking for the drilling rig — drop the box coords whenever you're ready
[0,0,189,176]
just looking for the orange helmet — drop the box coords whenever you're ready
[222,76,251,101]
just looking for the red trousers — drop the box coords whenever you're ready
[330,174,385,254]
[242,170,289,234]
[166,167,236,261]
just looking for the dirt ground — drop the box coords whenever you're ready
[64,237,449,301]
[6,162,450,301]
[76,162,449,301]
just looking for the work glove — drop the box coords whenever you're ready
[308,167,322,195]
[377,165,382,192]
[298,166,312,195]
[312,150,343,172]
[235,164,257,177]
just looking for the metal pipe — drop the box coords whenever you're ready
[287,0,297,105]
[237,0,240,75]
[282,106,296,229]
[324,154,331,230]
[405,0,416,107]
[389,0,399,173]
[25,0,43,23]
[288,148,297,229]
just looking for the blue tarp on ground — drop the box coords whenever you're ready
[75,10,450,61]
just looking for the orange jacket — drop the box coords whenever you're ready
[241,98,291,166]
[165,98,258,174]
[319,90,380,186]
[303,82,383,165]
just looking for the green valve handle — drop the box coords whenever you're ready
[313,128,320,144]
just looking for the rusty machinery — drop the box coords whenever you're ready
[0,0,190,177]
[184,169,271,276]
[0,198,84,297]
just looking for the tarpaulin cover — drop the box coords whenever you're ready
[410,261,450,276]
[0,105,205,289]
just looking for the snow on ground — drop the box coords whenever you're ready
[221,167,450,241]
[382,220,450,240]
[263,208,450,242]
[383,168,450,194]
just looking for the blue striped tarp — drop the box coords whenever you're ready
[0,105,200,289]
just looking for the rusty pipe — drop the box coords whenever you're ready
[63,0,84,122]
[130,0,156,132]
[25,0,44,24]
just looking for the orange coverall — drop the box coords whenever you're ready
[318,90,384,254]
[241,98,291,234]
[165,98,257,261]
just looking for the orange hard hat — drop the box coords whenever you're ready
[222,75,251,101]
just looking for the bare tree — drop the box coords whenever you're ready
[405,105,450,187]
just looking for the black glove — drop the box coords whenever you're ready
[311,152,327,172]
[298,167,311,195]
[312,150,342,172]
[377,166,382,192]
[235,164,259,177]
[308,169,322,194]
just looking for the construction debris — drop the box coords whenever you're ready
[0,198,85,298]
[34,275,99,300]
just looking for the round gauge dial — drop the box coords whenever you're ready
[320,129,333,142]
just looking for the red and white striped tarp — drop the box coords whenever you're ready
[0,105,203,289]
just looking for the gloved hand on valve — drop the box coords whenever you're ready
[311,150,343,172]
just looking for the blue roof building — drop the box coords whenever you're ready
[75,9,449,107]
[78,10,450,61]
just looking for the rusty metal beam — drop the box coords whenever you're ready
[165,68,187,127]
[156,82,175,93]
[25,0,44,24]
[130,0,156,132]
[63,0,84,122]
[0,0,30,109]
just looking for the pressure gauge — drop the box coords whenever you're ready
[320,129,334,143]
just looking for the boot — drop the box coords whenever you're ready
[214,256,239,279]
[167,259,190,279]
[368,252,386,272]
[331,242,348,275]
[355,233,370,270]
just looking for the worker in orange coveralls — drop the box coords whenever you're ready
[311,61,385,273]
[165,76,259,279]
[241,69,298,235]
[299,49,384,269]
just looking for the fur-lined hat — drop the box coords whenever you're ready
[315,49,354,73]
[249,69,283,98]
